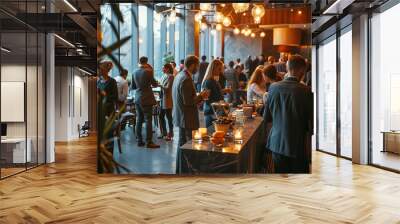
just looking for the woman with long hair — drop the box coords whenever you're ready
[201,59,232,127]
[159,63,175,141]
[247,65,266,103]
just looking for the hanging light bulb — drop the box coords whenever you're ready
[260,32,266,37]
[222,17,231,27]
[215,12,224,23]
[232,3,249,13]
[254,16,261,24]
[200,3,211,11]
[251,5,265,23]
[195,12,203,22]
[216,23,222,31]
[201,22,208,31]
[241,29,246,34]
[220,3,226,7]
[244,29,251,36]
[251,33,256,38]
[233,28,240,35]
[168,9,176,24]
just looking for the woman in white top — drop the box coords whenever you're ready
[247,65,266,103]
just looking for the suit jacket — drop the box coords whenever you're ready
[263,76,313,158]
[194,61,209,84]
[172,70,203,130]
[132,66,157,106]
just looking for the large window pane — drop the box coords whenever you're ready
[317,37,337,154]
[371,4,400,171]
[120,4,133,75]
[154,11,162,79]
[340,29,352,158]
[138,5,148,59]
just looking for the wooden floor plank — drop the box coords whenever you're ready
[0,136,399,223]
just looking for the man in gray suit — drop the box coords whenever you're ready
[172,55,210,147]
[263,55,313,173]
[224,60,239,104]
[132,56,160,148]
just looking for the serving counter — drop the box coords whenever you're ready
[177,117,265,174]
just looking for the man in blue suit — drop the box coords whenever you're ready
[263,55,313,173]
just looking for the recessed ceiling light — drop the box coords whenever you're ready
[1,47,11,53]
[63,0,78,12]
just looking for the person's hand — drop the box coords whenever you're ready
[100,90,107,96]
[200,90,210,100]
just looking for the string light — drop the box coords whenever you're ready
[233,28,240,35]
[222,17,231,27]
[260,32,266,37]
[215,12,224,23]
[216,23,222,31]
[250,33,256,38]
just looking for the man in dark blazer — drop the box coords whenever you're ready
[263,55,313,173]
[172,55,210,147]
[132,56,160,148]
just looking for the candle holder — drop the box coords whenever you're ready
[192,130,203,143]
[233,127,243,144]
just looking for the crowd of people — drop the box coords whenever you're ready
[98,52,312,173]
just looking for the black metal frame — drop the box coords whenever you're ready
[315,22,353,161]
[0,0,48,180]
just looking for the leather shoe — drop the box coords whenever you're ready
[146,142,160,148]
[137,141,145,147]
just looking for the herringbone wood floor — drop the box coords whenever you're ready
[1,136,400,224]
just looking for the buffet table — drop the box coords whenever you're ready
[178,117,265,174]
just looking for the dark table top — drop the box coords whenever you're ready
[180,116,263,154]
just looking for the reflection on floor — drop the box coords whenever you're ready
[113,127,179,174]
[373,150,400,171]
[114,113,207,174]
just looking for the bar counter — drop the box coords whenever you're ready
[178,116,265,174]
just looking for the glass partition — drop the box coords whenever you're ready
[0,1,46,179]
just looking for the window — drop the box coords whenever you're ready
[138,5,148,59]
[317,36,337,154]
[339,28,352,158]
[120,4,133,75]
[370,3,400,171]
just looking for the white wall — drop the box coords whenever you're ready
[54,67,89,141]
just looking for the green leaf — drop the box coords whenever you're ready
[97,35,131,59]
[107,18,120,39]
